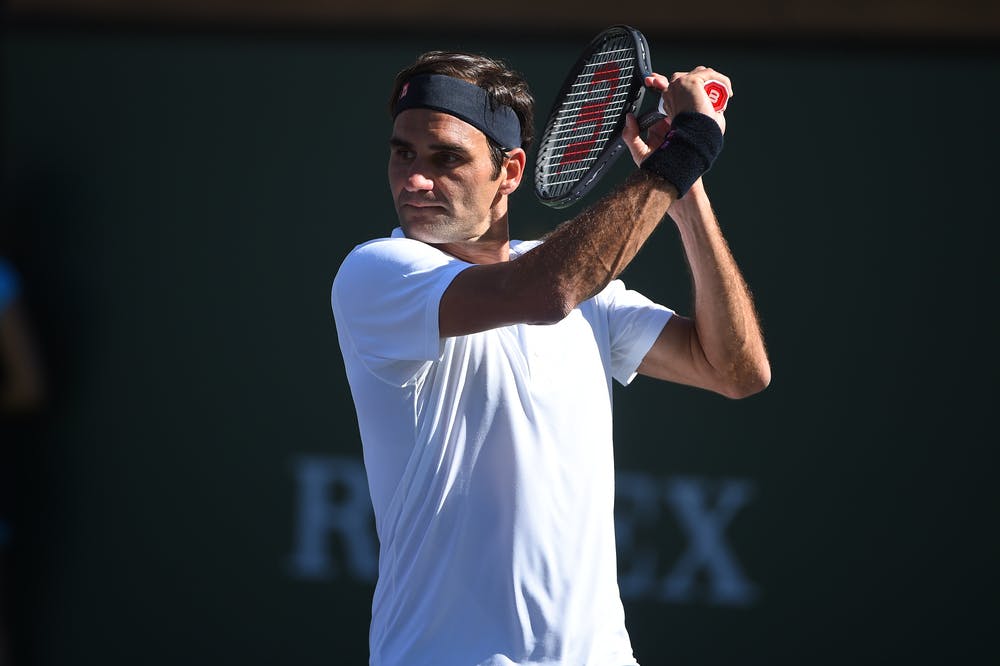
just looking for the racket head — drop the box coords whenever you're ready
[534,25,653,209]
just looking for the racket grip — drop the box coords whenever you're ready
[655,79,730,117]
[703,80,729,112]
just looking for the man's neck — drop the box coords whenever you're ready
[432,239,510,264]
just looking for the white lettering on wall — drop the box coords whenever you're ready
[617,472,758,606]
[287,457,758,607]
[287,455,378,581]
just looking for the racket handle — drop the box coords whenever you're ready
[654,79,730,118]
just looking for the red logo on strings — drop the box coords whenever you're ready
[556,63,620,172]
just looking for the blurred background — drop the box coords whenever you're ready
[2,1,998,664]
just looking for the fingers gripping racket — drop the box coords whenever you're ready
[534,25,728,209]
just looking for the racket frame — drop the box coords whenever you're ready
[534,25,656,209]
[534,24,663,208]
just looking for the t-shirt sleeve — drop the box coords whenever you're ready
[599,279,673,386]
[331,237,470,383]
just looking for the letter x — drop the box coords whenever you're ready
[660,477,757,605]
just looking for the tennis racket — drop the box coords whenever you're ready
[534,25,729,209]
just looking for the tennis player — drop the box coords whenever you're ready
[331,51,769,666]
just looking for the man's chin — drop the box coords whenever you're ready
[398,210,448,242]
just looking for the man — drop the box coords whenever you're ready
[331,50,769,665]
[1,251,46,666]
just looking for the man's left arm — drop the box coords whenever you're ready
[636,179,770,398]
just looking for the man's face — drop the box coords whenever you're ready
[388,109,506,244]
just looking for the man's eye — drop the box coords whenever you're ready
[438,153,461,166]
[390,146,414,160]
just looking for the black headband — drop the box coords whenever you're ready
[393,73,522,149]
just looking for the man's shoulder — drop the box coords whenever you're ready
[0,257,21,313]
[346,234,430,259]
[339,234,453,272]
[333,234,467,301]
[344,235,541,262]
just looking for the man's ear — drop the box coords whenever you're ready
[498,148,527,195]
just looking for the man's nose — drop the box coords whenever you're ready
[404,168,434,192]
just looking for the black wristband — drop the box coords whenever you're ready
[640,112,724,197]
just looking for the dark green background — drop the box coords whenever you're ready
[3,26,997,665]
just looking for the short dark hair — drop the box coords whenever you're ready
[390,51,535,178]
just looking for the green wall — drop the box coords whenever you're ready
[3,27,997,665]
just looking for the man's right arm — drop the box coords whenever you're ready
[439,172,677,337]
[439,67,728,339]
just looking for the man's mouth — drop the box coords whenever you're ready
[399,199,447,211]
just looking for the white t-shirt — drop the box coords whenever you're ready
[331,229,673,666]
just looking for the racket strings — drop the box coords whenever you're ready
[537,37,639,193]
[548,59,634,145]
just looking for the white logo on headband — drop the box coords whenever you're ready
[399,82,409,100]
